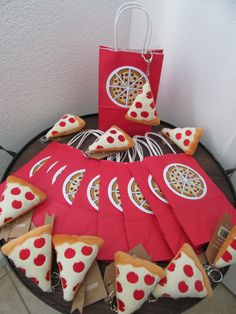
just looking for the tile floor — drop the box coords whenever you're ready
[0,264,235,314]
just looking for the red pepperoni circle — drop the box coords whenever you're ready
[34,254,46,266]
[58,262,63,272]
[135,102,142,109]
[96,145,104,149]
[133,289,145,300]
[19,267,26,274]
[0,208,2,214]
[167,263,175,272]
[150,102,155,109]
[25,192,35,201]
[73,261,85,273]
[184,139,190,147]
[185,130,192,136]
[144,274,155,285]
[118,135,125,142]
[12,200,22,209]
[175,133,182,140]
[146,91,152,99]
[127,272,139,284]
[11,187,21,195]
[69,118,76,123]
[116,281,123,293]
[30,277,39,285]
[4,217,12,224]
[52,131,59,136]
[110,129,117,134]
[222,250,232,262]
[59,121,66,127]
[61,277,67,289]
[107,136,114,144]
[81,246,93,256]
[63,115,68,119]
[159,277,167,286]
[117,299,125,312]
[19,249,30,260]
[130,111,137,118]
[0,194,4,201]
[34,237,46,248]
[183,265,194,277]
[64,248,76,259]
[45,271,50,281]
[195,280,204,292]
[178,281,189,293]
[230,239,236,250]
[154,110,158,116]
[141,111,149,118]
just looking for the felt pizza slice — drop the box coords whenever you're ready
[46,114,86,139]
[162,127,203,155]
[115,251,165,314]
[125,81,160,125]
[53,235,104,302]
[1,224,52,292]
[0,176,46,228]
[213,225,236,268]
[153,243,212,299]
[88,125,134,154]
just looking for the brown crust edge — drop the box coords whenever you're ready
[52,235,104,249]
[115,251,165,279]
[1,224,52,256]
[7,176,46,202]
[213,225,236,267]
[125,114,160,126]
[186,128,203,155]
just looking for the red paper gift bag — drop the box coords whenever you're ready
[98,4,164,136]
[115,161,173,261]
[97,160,129,260]
[128,160,193,255]
[144,153,236,247]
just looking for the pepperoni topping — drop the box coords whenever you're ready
[135,102,142,109]
[133,289,145,300]
[19,267,26,274]
[185,130,192,136]
[25,192,35,201]
[127,272,139,284]
[64,248,76,259]
[34,254,46,266]
[117,299,125,312]
[167,263,175,272]
[4,217,12,223]
[230,239,236,250]
[30,277,39,285]
[81,246,93,256]
[11,187,21,195]
[130,111,137,118]
[159,277,167,286]
[144,274,155,285]
[110,129,117,134]
[150,102,155,109]
[45,271,50,281]
[96,145,104,149]
[61,277,67,289]
[184,139,190,147]
[59,121,66,127]
[118,135,125,142]
[52,131,59,136]
[178,281,189,293]
[146,91,152,99]
[0,194,4,201]
[12,200,22,209]
[58,262,63,272]
[195,280,204,292]
[154,110,158,116]
[183,265,194,277]
[175,133,182,140]
[73,261,85,273]
[116,281,123,293]
[62,115,68,119]
[69,117,76,123]
[107,136,114,144]
[141,111,149,118]
[174,252,182,260]
[222,250,232,263]
[19,249,30,260]
[34,238,46,248]
[0,208,2,214]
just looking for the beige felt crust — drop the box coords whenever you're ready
[7,176,46,202]
[125,114,160,126]
[186,128,203,155]
[115,251,165,279]
[1,224,52,256]
[213,225,236,267]
[49,115,86,139]
[52,234,104,249]
[173,244,212,298]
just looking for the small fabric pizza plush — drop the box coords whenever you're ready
[88,125,134,154]
[1,224,52,292]
[213,225,236,268]
[46,114,86,139]
[162,127,203,155]
[0,176,46,228]
[115,251,165,314]
[125,81,160,125]
[153,243,212,299]
[52,235,104,302]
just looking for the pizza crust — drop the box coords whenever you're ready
[186,128,203,155]
[125,115,160,126]
[52,235,104,248]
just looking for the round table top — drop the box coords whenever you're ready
[2,114,235,314]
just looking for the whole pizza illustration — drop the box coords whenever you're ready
[29,156,51,178]
[148,174,168,204]
[63,170,85,205]
[128,177,153,215]
[108,177,123,212]
[87,175,100,211]
[163,163,207,200]
[106,66,147,108]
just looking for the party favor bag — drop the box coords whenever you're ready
[144,153,236,247]
[97,160,129,260]
[98,3,164,135]
[115,161,172,261]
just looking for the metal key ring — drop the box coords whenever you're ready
[204,265,223,283]
[142,50,153,64]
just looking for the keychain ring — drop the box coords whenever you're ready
[142,50,153,63]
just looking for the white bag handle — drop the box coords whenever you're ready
[145,132,177,154]
[114,2,152,53]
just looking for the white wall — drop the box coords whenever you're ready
[129,0,236,170]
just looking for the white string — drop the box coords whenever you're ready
[145,132,177,154]
[67,130,104,148]
[145,136,163,156]
[132,135,154,161]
